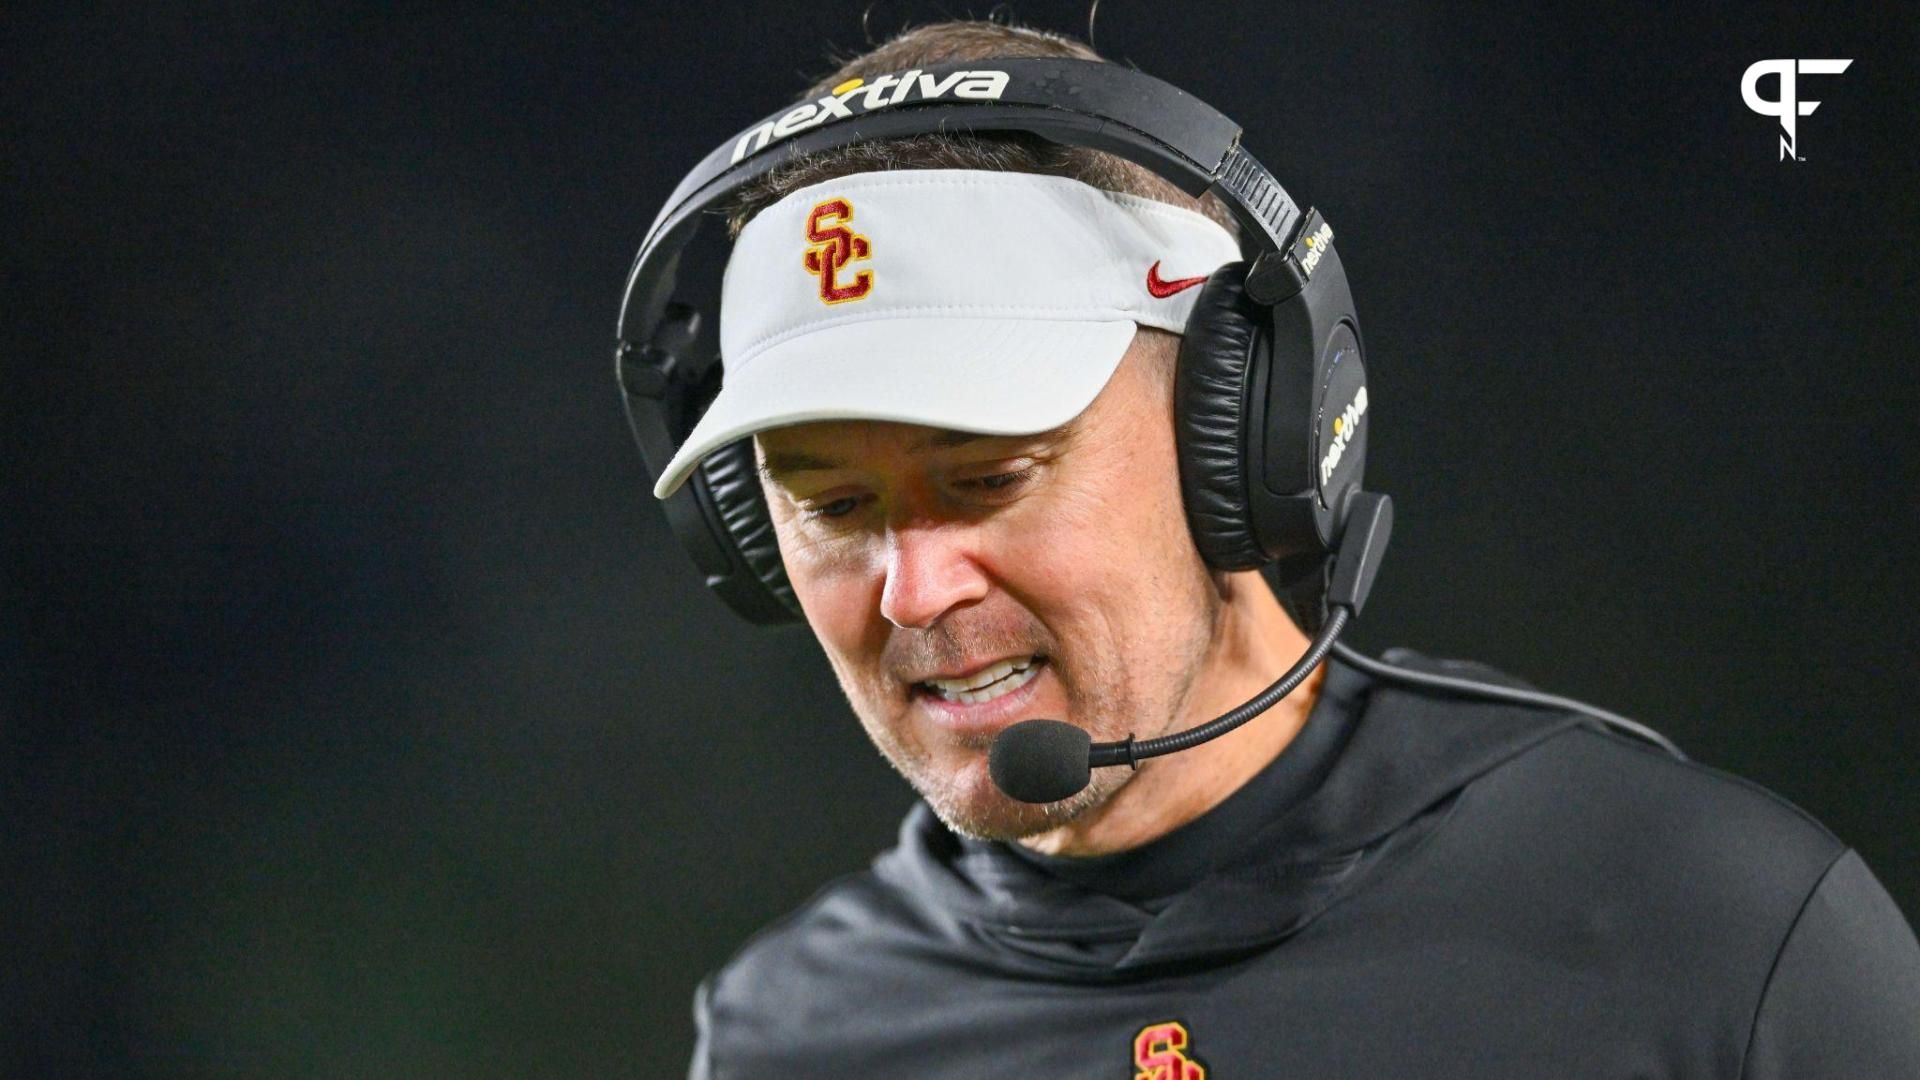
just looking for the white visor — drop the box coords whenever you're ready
[651,169,1241,499]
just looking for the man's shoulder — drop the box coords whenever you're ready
[697,858,930,1031]
[1436,685,1848,928]
[1511,713,1840,866]
[1373,653,1838,858]
[688,867,892,1077]
[1361,650,1846,890]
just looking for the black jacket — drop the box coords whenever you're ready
[690,652,1920,1077]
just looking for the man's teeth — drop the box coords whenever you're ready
[923,657,1041,705]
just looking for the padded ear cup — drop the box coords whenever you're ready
[695,438,803,623]
[1175,261,1271,571]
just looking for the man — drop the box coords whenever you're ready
[640,21,1920,1079]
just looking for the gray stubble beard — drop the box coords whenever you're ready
[872,610,1218,844]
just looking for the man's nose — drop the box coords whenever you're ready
[877,521,990,630]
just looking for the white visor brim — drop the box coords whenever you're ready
[652,317,1136,498]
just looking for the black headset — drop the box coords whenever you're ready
[612,56,1687,784]
[616,58,1373,631]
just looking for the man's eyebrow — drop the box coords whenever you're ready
[912,429,996,451]
[756,423,1073,483]
[757,449,843,482]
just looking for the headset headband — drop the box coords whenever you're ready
[632,58,1300,267]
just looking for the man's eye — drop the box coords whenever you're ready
[968,467,1034,493]
[809,496,862,519]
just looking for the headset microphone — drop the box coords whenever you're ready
[988,493,1391,804]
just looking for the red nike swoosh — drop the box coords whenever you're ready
[1145,261,1208,298]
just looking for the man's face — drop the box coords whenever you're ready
[755,329,1225,840]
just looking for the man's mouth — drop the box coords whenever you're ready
[915,656,1046,706]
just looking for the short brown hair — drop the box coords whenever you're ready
[723,19,1239,242]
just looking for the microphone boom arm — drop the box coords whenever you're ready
[1089,604,1350,768]
[988,493,1391,803]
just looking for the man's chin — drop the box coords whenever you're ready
[914,753,1123,843]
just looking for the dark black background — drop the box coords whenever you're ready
[6,2,1915,1073]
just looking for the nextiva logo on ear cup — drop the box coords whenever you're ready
[1313,324,1367,511]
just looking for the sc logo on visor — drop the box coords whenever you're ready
[803,198,873,304]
